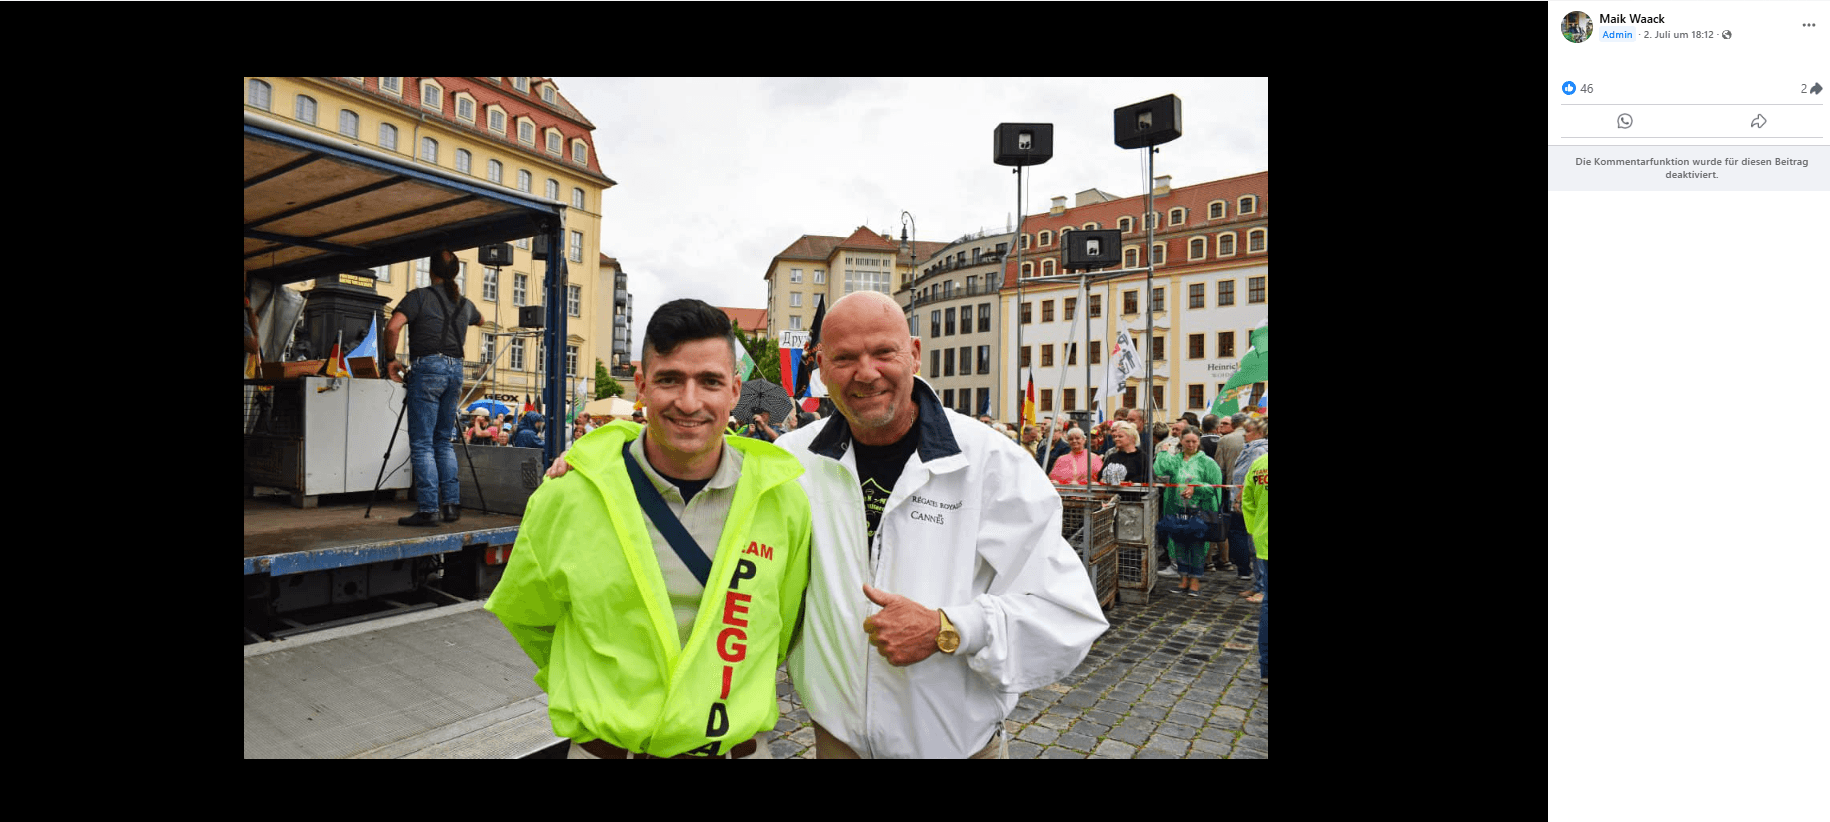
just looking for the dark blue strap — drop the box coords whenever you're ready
[623,443,712,587]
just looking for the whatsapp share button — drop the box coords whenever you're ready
[1550,147,1827,191]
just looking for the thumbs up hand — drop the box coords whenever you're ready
[860,584,941,667]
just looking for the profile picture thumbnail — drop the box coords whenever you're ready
[1562,11,1593,43]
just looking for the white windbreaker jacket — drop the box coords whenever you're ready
[778,378,1109,758]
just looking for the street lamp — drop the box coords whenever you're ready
[899,211,917,288]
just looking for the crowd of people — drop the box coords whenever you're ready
[460,410,550,448]
[1003,405,1268,683]
[948,404,1266,660]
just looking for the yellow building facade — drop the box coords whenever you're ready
[762,226,943,346]
[244,76,616,410]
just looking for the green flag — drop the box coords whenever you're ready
[567,378,587,424]
[734,338,756,382]
[1210,320,1267,417]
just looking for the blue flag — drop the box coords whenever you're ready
[346,314,379,373]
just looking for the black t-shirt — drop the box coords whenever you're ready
[851,414,920,556]
[396,286,480,359]
[652,468,710,507]
[1103,448,1150,485]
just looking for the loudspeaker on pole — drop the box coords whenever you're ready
[478,243,513,266]
[1113,95,1182,149]
[1062,229,1122,271]
[993,123,1053,167]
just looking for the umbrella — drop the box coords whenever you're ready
[737,378,793,424]
[465,399,513,418]
[583,395,637,417]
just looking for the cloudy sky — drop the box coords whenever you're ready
[551,77,1268,349]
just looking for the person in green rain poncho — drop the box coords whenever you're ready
[1152,429,1226,595]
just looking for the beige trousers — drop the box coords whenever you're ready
[812,720,1007,759]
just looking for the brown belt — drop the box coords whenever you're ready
[579,737,757,760]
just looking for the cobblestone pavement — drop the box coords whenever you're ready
[761,567,1266,759]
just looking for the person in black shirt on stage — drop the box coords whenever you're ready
[384,249,482,526]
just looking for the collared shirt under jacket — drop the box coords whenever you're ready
[775,377,1109,758]
[484,421,812,757]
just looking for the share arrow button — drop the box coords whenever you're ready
[1750,113,1767,128]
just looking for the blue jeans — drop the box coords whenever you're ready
[1253,552,1267,593]
[1257,558,1268,679]
[406,355,463,513]
[1227,512,1255,578]
[1170,537,1206,578]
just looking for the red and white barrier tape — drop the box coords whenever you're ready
[1051,480,1240,489]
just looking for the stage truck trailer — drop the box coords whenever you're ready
[242,110,581,758]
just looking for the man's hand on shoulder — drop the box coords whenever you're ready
[545,449,573,479]
[861,584,941,667]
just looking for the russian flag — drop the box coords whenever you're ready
[779,345,802,399]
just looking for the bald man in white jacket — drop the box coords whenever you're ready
[775,292,1108,758]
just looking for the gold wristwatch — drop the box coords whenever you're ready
[936,609,960,654]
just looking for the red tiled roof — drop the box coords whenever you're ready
[720,307,768,335]
[529,78,595,130]
[1019,173,1267,232]
[837,225,899,251]
[903,240,950,265]
[774,235,846,261]
[1000,172,1269,287]
[327,77,616,187]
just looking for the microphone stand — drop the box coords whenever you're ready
[366,365,412,519]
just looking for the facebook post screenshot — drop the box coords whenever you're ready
[1549,3,1827,818]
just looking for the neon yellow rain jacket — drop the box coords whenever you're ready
[1241,453,1268,559]
[484,421,811,757]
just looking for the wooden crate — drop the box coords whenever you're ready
[259,360,325,380]
[347,356,382,378]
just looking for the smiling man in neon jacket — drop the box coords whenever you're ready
[486,299,810,759]
[774,291,1108,758]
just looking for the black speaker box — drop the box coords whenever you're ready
[1114,95,1182,149]
[532,235,550,261]
[478,243,513,266]
[519,305,545,328]
[993,123,1053,167]
[1062,229,1122,271]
